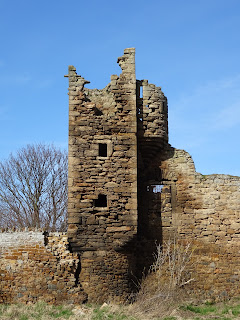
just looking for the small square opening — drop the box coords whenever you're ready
[99,143,107,157]
[94,194,107,208]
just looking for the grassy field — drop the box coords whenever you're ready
[1,300,240,320]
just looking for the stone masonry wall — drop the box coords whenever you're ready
[68,48,137,251]
[157,147,240,300]
[0,230,86,304]
[137,79,168,140]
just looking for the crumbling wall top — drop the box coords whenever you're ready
[117,47,135,75]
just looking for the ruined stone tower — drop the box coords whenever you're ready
[67,48,168,302]
[66,48,240,303]
[1,49,240,305]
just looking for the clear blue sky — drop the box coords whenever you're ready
[0,0,240,176]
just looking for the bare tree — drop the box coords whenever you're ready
[0,144,68,231]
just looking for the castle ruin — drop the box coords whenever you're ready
[0,48,240,304]
[67,48,240,302]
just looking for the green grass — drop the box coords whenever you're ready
[222,303,240,316]
[92,305,135,320]
[0,302,137,320]
[2,300,240,320]
[180,301,240,320]
[49,305,73,318]
[180,303,217,315]
[0,302,74,320]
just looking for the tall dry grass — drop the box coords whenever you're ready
[128,239,195,319]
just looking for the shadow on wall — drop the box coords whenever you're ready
[136,145,176,278]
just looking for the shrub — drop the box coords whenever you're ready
[130,238,195,319]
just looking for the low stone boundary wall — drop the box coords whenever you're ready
[0,230,86,304]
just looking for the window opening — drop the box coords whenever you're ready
[94,194,107,207]
[153,185,163,193]
[99,143,107,157]
[140,86,143,98]
[147,184,164,193]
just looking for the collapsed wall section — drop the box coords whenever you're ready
[67,48,138,302]
[0,230,86,304]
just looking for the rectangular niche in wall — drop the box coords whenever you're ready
[99,143,107,157]
[94,194,107,208]
[96,139,113,159]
